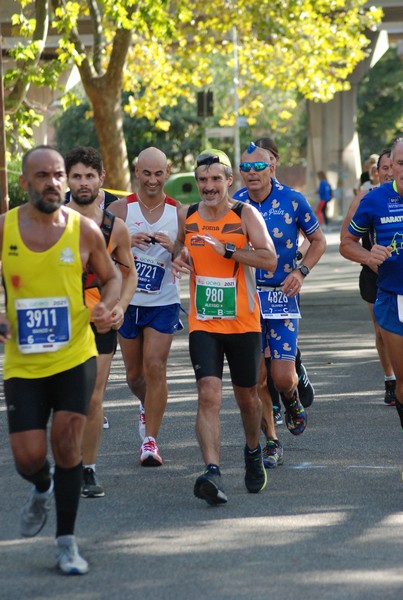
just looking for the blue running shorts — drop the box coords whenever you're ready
[374,289,403,336]
[119,303,183,339]
[261,317,299,362]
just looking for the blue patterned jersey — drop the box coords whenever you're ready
[233,181,320,286]
[348,181,403,294]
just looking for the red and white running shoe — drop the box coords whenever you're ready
[140,436,163,467]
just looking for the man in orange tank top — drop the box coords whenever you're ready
[173,149,277,505]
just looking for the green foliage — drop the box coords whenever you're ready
[53,84,308,170]
[5,108,43,157]
[53,93,204,170]
[52,102,99,154]
[4,0,383,184]
[7,160,26,209]
[357,45,403,160]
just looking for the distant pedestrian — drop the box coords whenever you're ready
[316,171,333,228]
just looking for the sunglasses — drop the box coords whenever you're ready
[196,155,220,167]
[239,161,270,172]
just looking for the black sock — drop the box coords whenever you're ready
[54,462,82,538]
[295,347,302,376]
[265,357,281,410]
[246,446,259,455]
[17,459,52,493]
[206,464,221,475]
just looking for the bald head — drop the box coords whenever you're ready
[22,145,63,175]
[135,147,170,199]
[137,147,168,170]
[20,145,66,214]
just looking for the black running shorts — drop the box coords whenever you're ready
[91,323,117,355]
[189,330,261,388]
[4,357,97,434]
[359,265,378,305]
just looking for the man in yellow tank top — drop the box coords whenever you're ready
[0,146,120,575]
[172,149,277,505]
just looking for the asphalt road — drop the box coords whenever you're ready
[1,230,403,600]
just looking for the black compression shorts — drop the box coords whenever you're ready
[189,330,261,388]
[4,357,97,434]
[359,266,378,304]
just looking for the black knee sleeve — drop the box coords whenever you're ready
[17,459,52,493]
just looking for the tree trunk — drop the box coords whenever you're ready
[84,83,130,192]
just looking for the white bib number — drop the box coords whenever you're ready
[195,276,237,320]
[134,253,165,294]
[258,287,301,319]
[16,297,71,354]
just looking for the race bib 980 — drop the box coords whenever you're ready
[195,276,237,320]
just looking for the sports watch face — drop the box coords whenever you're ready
[224,242,236,258]
[299,264,310,276]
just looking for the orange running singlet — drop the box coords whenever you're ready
[185,203,260,334]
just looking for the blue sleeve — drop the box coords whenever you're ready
[348,196,372,238]
[232,187,248,201]
[295,192,320,236]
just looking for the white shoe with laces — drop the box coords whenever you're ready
[20,483,53,537]
[140,436,163,466]
[56,535,89,575]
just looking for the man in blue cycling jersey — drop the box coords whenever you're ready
[234,138,326,468]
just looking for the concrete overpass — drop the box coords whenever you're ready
[306,0,403,215]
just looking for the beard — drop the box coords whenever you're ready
[70,189,99,206]
[29,184,64,214]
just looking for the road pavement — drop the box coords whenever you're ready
[1,230,403,600]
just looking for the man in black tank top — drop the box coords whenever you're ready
[65,146,137,498]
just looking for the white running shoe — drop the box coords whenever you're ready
[56,535,89,575]
[140,436,163,467]
[20,484,53,537]
[103,415,110,429]
[139,404,146,441]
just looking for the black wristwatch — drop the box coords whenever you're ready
[224,242,237,259]
[298,264,310,277]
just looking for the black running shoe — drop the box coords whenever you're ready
[81,467,105,498]
[297,363,315,408]
[273,407,283,425]
[244,445,267,493]
[194,468,228,505]
[384,380,396,406]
